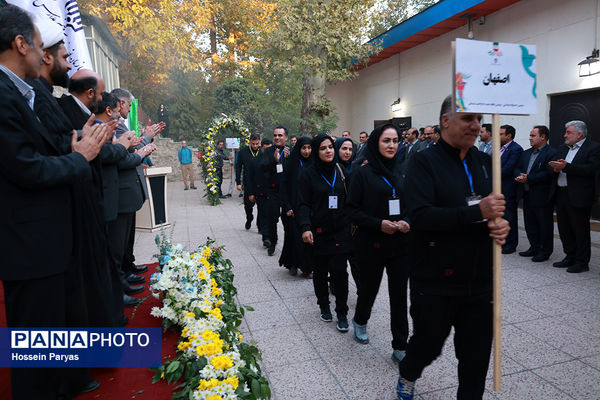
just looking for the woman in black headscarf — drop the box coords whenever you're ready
[280,136,313,277]
[297,134,351,332]
[345,124,410,364]
[334,137,355,176]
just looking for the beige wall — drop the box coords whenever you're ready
[328,0,600,148]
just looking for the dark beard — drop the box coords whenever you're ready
[50,62,69,88]
[88,99,99,114]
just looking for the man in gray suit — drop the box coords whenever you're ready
[478,123,493,155]
[109,88,161,306]
[401,127,426,175]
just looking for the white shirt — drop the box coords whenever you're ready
[557,138,586,187]
[66,93,91,115]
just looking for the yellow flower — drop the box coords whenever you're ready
[198,271,206,280]
[210,354,233,370]
[208,308,223,320]
[181,327,189,338]
[225,376,239,389]
[211,286,222,297]
[184,312,195,319]
[215,299,223,307]
[203,247,211,257]
[160,371,165,379]
[196,341,222,357]
[198,378,220,390]
[177,340,192,352]
[206,395,224,400]
[237,331,243,342]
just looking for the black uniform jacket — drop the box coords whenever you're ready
[0,70,91,280]
[404,139,493,296]
[297,164,350,256]
[345,161,409,256]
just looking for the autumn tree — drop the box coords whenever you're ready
[259,0,381,134]
[369,0,439,38]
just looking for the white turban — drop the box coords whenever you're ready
[35,17,65,50]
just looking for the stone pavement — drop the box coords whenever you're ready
[134,181,600,400]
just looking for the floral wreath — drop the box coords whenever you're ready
[201,115,250,206]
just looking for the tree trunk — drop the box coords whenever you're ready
[300,45,326,133]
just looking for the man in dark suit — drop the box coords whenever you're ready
[514,126,557,261]
[0,7,110,398]
[236,133,261,229]
[499,124,523,254]
[549,120,600,273]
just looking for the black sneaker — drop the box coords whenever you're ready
[245,220,252,230]
[267,244,276,256]
[336,315,349,332]
[263,239,271,248]
[320,308,333,322]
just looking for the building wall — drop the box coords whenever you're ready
[327,0,600,148]
[84,24,120,92]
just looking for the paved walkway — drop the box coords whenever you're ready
[134,180,600,400]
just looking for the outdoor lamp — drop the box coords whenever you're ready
[578,49,600,77]
[391,98,402,113]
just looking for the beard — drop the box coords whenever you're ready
[50,61,70,88]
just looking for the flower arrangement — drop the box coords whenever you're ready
[151,235,271,400]
[201,115,251,206]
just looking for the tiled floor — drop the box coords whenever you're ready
[134,181,600,400]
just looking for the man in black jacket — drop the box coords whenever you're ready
[236,133,261,229]
[396,96,509,400]
[247,126,290,256]
[0,7,110,398]
[514,125,556,261]
[548,120,600,273]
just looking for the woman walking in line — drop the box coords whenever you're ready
[297,134,351,332]
[280,136,313,277]
[345,124,411,363]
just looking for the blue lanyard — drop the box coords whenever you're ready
[381,176,396,197]
[321,168,337,193]
[299,160,303,168]
[462,160,475,195]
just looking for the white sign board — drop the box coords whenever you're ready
[453,38,537,115]
[225,138,240,149]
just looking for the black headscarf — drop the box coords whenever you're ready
[334,137,354,175]
[286,136,313,182]
[311,134,336,178]
[365,123,403,190]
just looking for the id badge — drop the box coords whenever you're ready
[328,196,338,209]
[466,195,482,206]
[388,198,401,216]
[276,164,283,173]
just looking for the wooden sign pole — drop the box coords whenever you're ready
[491,113,502,392]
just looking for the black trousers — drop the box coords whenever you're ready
[354,250,408,350]
[107,212,134,290]
[556,188,592,265]
[313,253,348,316]
[122,213,137,274]
[257,193,279,244]
[217,168,224,196]
[522,193,554,255]
[503,195,518,250]
[4,272,91,400]
[243,193,255,223]
[399,290,493,400]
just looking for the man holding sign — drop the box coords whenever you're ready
[397,96,509,400]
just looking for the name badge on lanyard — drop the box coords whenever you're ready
[321,169,338,210]
[276,163,283,173]
[329,196,338,209]
[381,176,400,216]
[462,159,481,205]
[388,198,401,215]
